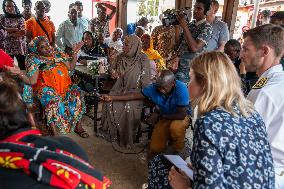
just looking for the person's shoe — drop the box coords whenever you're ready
[142,183,148,189]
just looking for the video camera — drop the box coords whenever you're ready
[162,7,192,27]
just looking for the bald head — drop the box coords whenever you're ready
[157,70,175,86]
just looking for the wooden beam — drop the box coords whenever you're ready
[116,0,128,34]
[175,0,193,9]
[222,0,239,38]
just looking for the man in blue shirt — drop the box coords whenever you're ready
[101,70,191,155]
[127,17,149,35]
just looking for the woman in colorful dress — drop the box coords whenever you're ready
[5,36,88,137]
[0,0,26,70]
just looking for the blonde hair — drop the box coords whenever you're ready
[191,52,254,117]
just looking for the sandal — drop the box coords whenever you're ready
[74,129,89,138]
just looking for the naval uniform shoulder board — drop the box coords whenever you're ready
[252,77,268,89]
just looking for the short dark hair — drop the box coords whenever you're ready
[0,81,31,140]
[74,1,83,7]
[22,0,32,6]
[196,0,211,15]
[211,0,219,9]
[41,0,50,7]
[271,11,284,21]
[225,39,241,51]
[244,24,284,57]
[69,3,75,10]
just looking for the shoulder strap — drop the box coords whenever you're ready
[35,18,51,42]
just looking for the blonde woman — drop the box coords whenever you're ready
[148,52,274,189]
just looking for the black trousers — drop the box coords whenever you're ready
[9,54,26,70]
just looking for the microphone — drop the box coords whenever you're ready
[85,83,101,97]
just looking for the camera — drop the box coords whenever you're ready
[161,8,192,27]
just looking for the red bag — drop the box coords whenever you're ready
[0,49,14,69]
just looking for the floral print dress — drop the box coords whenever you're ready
[23,48,86,134]
[148,106,275,189]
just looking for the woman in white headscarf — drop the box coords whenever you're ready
[99,35,151,152]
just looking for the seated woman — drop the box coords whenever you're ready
[0,81,111,189]
[77,31,107,65]
[141,34,166,80]
[5,36,88,137]
[148,52,274,189]
[99,35,151,153]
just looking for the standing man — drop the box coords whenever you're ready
[175,0,212,84]
[56,6,86,55]
[206,0,229,52]
[25,1,56,46]
[22,0,35,21]
[74,1,89,30]
[243,24,284,189]
[92,2,116,38]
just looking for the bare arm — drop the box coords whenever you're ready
[26,30,33,44]
[160,106,187,120]
[63,41,84,70]
[101,92,145,101]
[5,65,39,85]
[101,2,116,19]
[8,30,26,37]
[18,70,39,85]
[177,14,206,52]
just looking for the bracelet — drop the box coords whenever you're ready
[18,72,25,78]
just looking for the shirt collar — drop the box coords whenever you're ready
[260,64,283,78]
[193,18,207,26]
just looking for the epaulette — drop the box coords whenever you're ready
[252,77,268,89]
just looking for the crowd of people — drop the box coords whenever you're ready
[0,0,284,188]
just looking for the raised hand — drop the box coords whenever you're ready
[72,41,84,54]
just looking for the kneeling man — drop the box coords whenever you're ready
[101,70,191,154]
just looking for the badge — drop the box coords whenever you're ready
[252,77,268,89]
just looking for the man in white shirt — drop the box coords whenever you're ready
[104,28,123,53]
[56,6,86,55]
[243,24,284,189]
[74,1,89,30]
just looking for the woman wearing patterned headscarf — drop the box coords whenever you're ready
[0,0,26,70]
[5,36,89,138]
[99,35,151,153]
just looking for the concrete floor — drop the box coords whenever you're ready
[66,116,148,189]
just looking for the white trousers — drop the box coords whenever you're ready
[275,167,284,189]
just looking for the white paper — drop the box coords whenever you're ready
[164,155,193,180]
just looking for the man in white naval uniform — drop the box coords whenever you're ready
[241,24,284,188]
